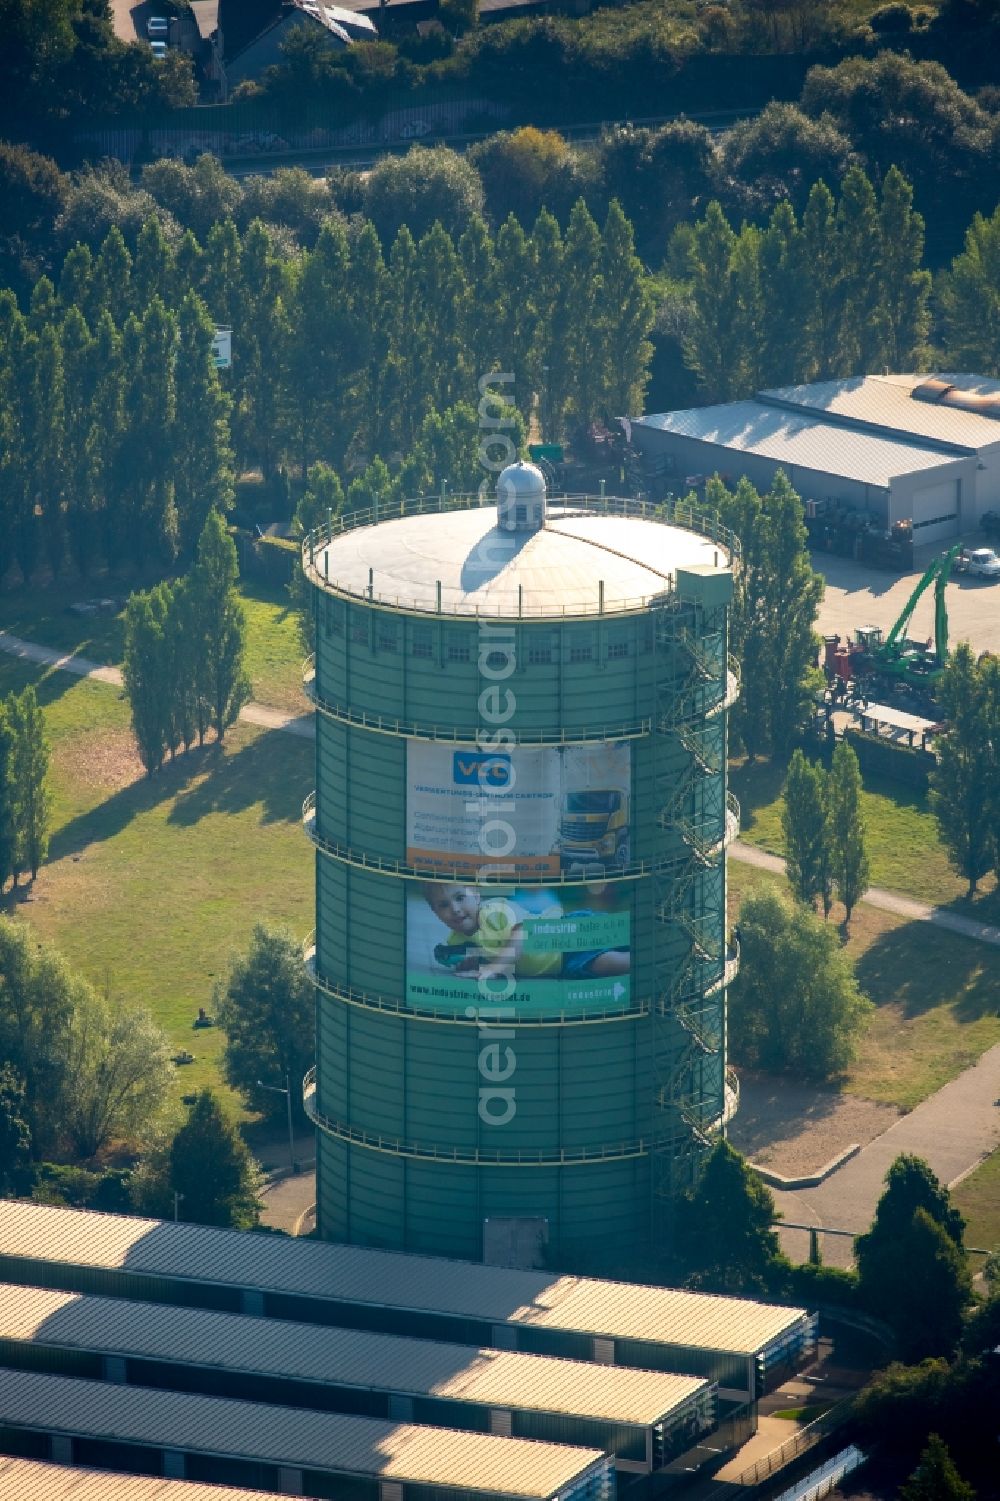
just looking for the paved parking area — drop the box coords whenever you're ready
[110,0,167,44]
[814,543,1000,657]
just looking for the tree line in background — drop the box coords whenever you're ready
[3,52,998,281]
[0,271,233,580]
[2,144,999,586]
[672,165,932,402]
[239,3,999,169]
[0,197,650,583]
[122,511,250,773]
[0,0,194,141]
[0,686,50,892]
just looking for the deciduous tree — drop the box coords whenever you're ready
[856,1155,971,1361]
[62,982,172,1160]
[173,290,234,556]
[940,204,1000,376]
[188,509,251,744]
[709,471,822,759]
[828,740,869,922]
[782,748,832,912]
[122,585,172,774]
[730,886,871,1077]
[168,1090,261,1229]
[900,1434,976,1501]
[216,925,315,1124]
[597,199,654,422]
[0,1064,30,1190]
[6,685,51,883]
[672,1141,783,1295]
[930,643,996,895]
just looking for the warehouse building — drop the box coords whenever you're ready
[0,1203,814,1403]
[0,1457,301,1501]
[0,1370,614,1501]
[631,373,1000,546]
[301,467,741,1263]
[0,1284,719,1476]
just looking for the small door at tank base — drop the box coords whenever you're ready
[483,1216,549,1268]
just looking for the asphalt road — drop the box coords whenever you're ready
[773,1043,1000,1267]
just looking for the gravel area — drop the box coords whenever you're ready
[729,1071,901,1177]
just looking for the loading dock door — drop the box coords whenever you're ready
[907,479,960,544]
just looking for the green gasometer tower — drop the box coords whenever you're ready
[301,465,740,1266]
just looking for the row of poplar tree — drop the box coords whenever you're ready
[0,160,946,586]
[676,165,932,402]
[781,741,872,922]
[0,686,50,893]
[0,196,651,582]
[122,512,250,775]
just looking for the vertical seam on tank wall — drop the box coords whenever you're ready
[557,1026,564,1174]
[345,988,352,1155]
[402,1014,408,1219]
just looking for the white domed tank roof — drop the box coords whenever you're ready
[497,461,546,533]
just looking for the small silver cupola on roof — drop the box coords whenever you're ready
[497,461,546,533]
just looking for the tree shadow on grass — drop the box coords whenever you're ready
[167,727,313,829]
[243,578,296,624]
[728,757,787,837]
[0,655,82,710]
[728,1070,846,1161]
[854,918,1000,1022]
[48,727,313,864]
[48,747,206,864]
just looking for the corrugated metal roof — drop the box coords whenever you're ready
[0,1457,300,1501]
[313,504,727,616]
[634,401,969,488]
[760,375,1000,452]
[0,1283,706,1425]
[0,1371,605,1498]
[0,1202,808,1358]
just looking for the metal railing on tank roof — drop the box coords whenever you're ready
[301,493,740,618]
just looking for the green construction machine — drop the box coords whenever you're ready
[851,542,960,693]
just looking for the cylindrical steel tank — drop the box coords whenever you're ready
[301,476,740,1266]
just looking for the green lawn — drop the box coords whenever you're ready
[0,575,306,716]
[0,654,313,1120]
[728,861,1000,1110]
[952,1150,1000,1254]
[730,756,998,914]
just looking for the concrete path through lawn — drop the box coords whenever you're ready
[5,628,1000,937]
[0,630,315,740]
[732,840,1000,950]
[772,1041,1000,1267]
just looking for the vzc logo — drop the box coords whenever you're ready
[452,752,511,787]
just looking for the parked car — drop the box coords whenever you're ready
[149,39,168,58]
[957,546,1000,579]
[147,15,170,37]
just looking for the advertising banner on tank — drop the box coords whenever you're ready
[406,741,632,880]
[405,879,632,1015]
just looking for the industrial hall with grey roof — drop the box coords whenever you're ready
[631,373,1000,547]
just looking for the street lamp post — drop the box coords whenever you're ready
[257,1072,296,1173]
